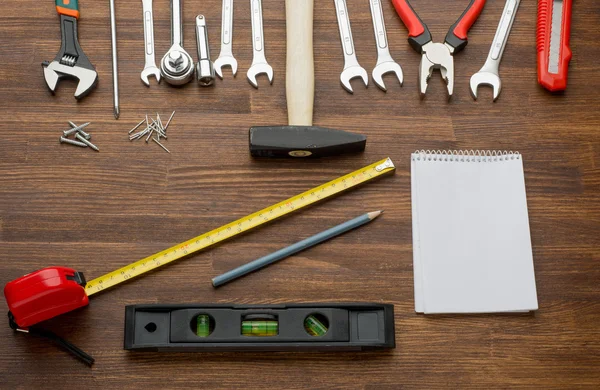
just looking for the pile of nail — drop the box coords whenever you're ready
[59,121,99,152]
[128,111,174,154]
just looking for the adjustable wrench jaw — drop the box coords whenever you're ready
[42,60,98,99]
[419,42,454,98]
[42,15,98,99]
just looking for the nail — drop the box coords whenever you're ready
[128,119,146,134]
[153,138,171,153]
[164,111,175,131]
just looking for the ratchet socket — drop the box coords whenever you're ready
[195,15,215,86]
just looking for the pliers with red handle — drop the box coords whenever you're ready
[391,0,486,98]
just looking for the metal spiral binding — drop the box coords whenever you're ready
[412,150,520,162]
[60,55,77,67]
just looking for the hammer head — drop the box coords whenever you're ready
[249,126,367,158]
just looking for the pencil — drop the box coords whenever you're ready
[211,210,383,287]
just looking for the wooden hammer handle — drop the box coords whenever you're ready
[286,0,314,126]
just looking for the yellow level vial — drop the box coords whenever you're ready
[85,158,395,296]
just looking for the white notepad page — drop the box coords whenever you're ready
[411,151,538,314]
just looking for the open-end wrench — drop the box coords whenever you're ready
[369,0,403,91]
[214,0,237,78]
[247,0,273,88]
[470,0,520,101]
[160,0,194,85]
[141,0,161,86]
[334,0,368,94]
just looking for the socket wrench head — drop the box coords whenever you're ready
[196,60,215,86]
[195,15,215,86]
[160,46,194,86]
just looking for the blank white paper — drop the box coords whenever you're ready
[411,152,538,314]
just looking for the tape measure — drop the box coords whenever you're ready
[5,158,395,329]
[85,157,395,295]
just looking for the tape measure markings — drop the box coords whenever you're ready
[85,158,395,296]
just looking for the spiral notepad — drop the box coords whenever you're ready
[411,150,538,314]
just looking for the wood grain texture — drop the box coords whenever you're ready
[1,0,599,388]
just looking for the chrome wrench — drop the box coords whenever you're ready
[369,0,403,91]
[334,0,368,94]
[160,0,194,85]
[246,0,273,88]
[470,0,520,101]
[141,0,161,86]
[214,0,238,78]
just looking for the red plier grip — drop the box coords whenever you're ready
[391,0,486,53]
[445,0,487,52]
[537,0,572,91]
[390,0,432,53]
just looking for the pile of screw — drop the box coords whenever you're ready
[128,111,175,153]
[59,121,99,151]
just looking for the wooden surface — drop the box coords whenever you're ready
[1,0,599,388]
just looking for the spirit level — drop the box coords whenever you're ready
[125,303,396,351]
[4,158,396,330]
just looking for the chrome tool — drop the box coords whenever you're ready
[161,0,194,85]
[42,0,98,100]
[214,0,238,78]
[368,0,403,91]
[141,0,161,86]
[470,0,520,101]
[109,0,120,118]
[247,0,273,88]
[195,15,215,86]
[391,0,486,99]
[334,0,368,94]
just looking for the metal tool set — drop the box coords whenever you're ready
[6,0,578,367]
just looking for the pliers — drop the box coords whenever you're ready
[391,0,486,98]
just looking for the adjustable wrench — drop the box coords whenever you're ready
[334,0,368,94]
[141,0,161,86]
[214,0,237,78]
[369,0,403,91]
[160,0,194,85]
[470,0,520,101]
[247,0,273,88]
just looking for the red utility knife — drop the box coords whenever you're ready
[537,0,572,91]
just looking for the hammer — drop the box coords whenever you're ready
[249,1,367,158]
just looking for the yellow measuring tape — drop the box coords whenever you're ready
[85,157,395,296]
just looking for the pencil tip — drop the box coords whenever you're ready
[368,210,384,220]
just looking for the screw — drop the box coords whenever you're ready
[60,136,88,147]
[68,121,91,139]
[75,133,99,151]
[63,122,91,137]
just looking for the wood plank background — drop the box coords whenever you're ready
[1,0,599,388]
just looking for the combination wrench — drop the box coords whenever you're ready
[368,0,403,91]
[470,0,520,101]
[214,0,238,78]
[141,0,161,86]
[334,0,368,94]
[246,0,273,88]
[160,0,194,85]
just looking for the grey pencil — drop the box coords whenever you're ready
[211,210,383,287]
